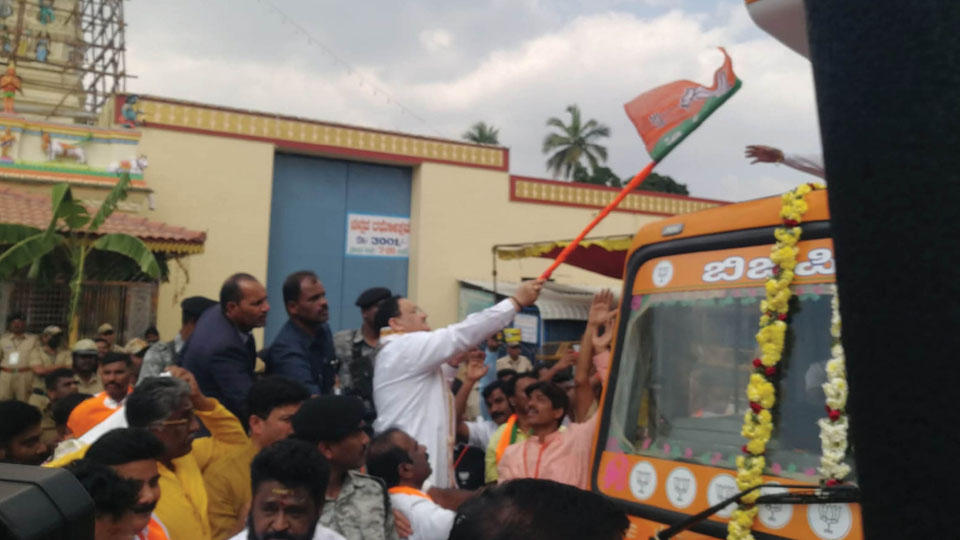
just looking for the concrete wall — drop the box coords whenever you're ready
[410,162,659,327]
[136,132,665,337]
[137,129,274,342]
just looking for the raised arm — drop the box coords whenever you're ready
[455,349,488,442]
[538,348,577,382]
[745,144,825,178]
[574,290,616,422]
[404,280,543,373]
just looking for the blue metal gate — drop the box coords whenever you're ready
[265,153,411,344]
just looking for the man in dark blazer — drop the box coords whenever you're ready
[182,273,270,418]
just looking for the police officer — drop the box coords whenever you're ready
[292,395,399,540]
[333,287,392,421]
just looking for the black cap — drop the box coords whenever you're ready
[292,395,367,443]
[181,296,217,318]
[355,287,392,309]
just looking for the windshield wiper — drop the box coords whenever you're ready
[651,483,860,540]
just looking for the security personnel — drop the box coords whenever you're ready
[334,287,392,421]
[292,395,398,540]
[0,312,38,401]
[27,325,71,408]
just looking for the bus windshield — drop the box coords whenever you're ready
[604,282,854,481]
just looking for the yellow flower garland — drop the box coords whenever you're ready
[727,183,825,540]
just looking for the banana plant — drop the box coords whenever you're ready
[0,173,160,341]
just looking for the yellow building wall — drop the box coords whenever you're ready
[136,129,274,341]
[410,162,661,328]
[133,129,668,336]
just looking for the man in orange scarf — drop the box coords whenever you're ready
[367,428,457,540]
[67,352,134,437]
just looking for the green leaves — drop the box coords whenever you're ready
[462,122,500,145]
[0,224,43,245]
[89,173,131,232]
[542,104,611,180]
[47,183,91,237]
[0,232,61,279]
[92,234,160,279]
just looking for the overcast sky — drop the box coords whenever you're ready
[125,0,823,202]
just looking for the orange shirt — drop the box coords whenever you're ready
[135,515,170,540]
[497,414,599,490]
[67,390,126,437]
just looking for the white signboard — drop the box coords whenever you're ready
[346,213,410,258]
[513,313,539,344]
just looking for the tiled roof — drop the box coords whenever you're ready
[0,186,206,254]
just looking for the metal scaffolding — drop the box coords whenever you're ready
[78,0,126,114]
[0,0,131,121]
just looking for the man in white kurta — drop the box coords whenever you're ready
[371,280,543,489]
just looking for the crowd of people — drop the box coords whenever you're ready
[0,271,629,540]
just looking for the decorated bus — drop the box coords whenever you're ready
[590,187,860,539]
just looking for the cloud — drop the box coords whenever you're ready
[126,1,821,202]
[419,29,453,53]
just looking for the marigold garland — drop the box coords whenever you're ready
[726,182,825,540]
[818,292,850,483]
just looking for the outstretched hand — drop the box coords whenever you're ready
[464,349,489,382]
[587,290,617,328]
[744,145,784,164]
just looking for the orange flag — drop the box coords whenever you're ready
[624,47,741,161]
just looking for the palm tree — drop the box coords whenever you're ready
[462,121,500,145]
[542,104,610,179]
[0,174,160,341]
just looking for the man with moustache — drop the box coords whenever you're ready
[127,367,249,540]
[292,395,398,540]
[483,373,537,484]
[230,438,344,540]
[183,273,271,417]
[496,291,613,490]
[205,376,310,540]
[68,459,150,540]
[263,271,337,395]
[85,428,171,540]
[367,429,457,540]
[67,352,134,438]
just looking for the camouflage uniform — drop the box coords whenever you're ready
[333,329,378,421]
[320,470,398,540]
[137,337,178,384]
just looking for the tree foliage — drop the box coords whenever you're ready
[572,164,622,188]
[542,104,610,179]
[0,174,160,340]
[572,165,691,195]
[637,172,690,195]
[462,121,500,145]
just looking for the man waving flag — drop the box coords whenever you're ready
[540,48,741,280]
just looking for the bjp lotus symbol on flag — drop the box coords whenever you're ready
[625,47,741,162]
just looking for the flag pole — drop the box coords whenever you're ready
[539,160,658,280]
